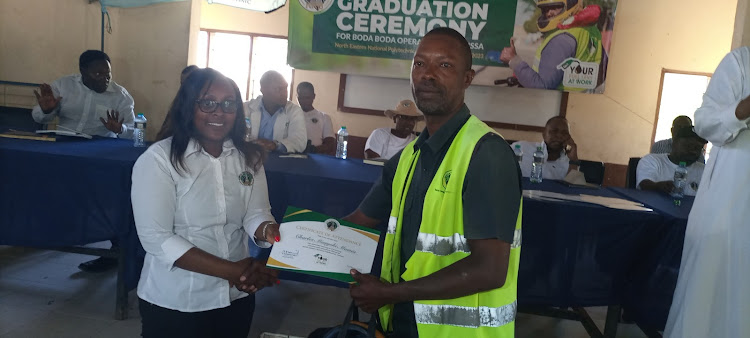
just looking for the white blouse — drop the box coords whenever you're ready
[131,138,273,312]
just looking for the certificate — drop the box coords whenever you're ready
[267,206,381,283]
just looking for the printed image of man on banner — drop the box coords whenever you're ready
[498,0,613,93]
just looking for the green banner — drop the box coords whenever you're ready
[289,0,618,92]
[309,1,513,65]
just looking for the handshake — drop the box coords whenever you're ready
[228,257,280,294]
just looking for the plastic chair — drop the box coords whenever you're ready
[578,160,606,185]
[625,157,641,189]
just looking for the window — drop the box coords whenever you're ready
[196,30,293,101]
[653,70,712,158]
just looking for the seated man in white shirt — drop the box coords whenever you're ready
[296,82,335,155]
[243,71,307,153]
[637,126,707,196]
[651,115,706,163]
[512,116,579,180]
[365,99,423,160]
[32,50,135,138]
[32,50,135,273]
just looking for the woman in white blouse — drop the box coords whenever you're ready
[131,68,281,337]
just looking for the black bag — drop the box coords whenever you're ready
[308,301,384,338]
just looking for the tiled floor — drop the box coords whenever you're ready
[0,245,649,338]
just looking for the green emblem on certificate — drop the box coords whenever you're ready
[239,171,254,186]
[325,219,340,231]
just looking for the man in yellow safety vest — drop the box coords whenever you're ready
[344,27,523,338]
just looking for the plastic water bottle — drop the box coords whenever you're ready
[335,126,348,159]
[514,144,523,164]
[133,113,147,147]
[530,145,544,183]
[671,162,688,205]
[244,117,252,142]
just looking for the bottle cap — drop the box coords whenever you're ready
[515,144,521,149]
[342,126,347,129]
[679,161,686,166]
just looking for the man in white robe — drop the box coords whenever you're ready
[665,47,750,337]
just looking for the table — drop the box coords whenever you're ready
[0,136,384,318]
[610,188,693,332]
[518,181,667,337]
[519,181,664,305]
[0,135,688,335]
[0,136,146,319]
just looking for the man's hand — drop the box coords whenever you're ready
[99,110,124,134]
[231,258,279,293]
[655,181,675,194]
[255,139,277,151]
[564,136,579,162]
[349,269,394,313]
[499,38,517,64]
[640,180,675,195]
[33,84,62,114]
[736,95,750,120]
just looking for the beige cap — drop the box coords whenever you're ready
[384,100,424,120]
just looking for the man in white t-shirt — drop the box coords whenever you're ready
[296,82,335,155]
[365,100,424,160]
[511,116,579,180]
[637,126,707,196]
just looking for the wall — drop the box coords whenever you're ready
[567,0,738,164]
[0,0,102,83]
[106,2,192,141]
[0,0,103,109]
[0,0,192,141]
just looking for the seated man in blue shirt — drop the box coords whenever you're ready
[243,71,307,153]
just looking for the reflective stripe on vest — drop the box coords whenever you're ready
[414,300,518,328]
[512,228,522,249]
[415,232,469,256]
[387,216,397,234]
[414,228,521,256]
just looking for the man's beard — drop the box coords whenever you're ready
[412,85,448,116]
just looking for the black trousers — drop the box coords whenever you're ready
[139,295,255,338]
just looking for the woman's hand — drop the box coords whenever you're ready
[229,257,279,293]
[254,221,281,244]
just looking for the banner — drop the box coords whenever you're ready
[288,0,617,93]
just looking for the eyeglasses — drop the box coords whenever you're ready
[195,99,238,114]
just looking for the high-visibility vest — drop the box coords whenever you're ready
[533,26,603,92]
[379,115,523,337]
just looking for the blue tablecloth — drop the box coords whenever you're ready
[610,187,693,330]
[519,181,664,306]
[0,136,383,290]
[0,136,147,290]
[0,136,685,316]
